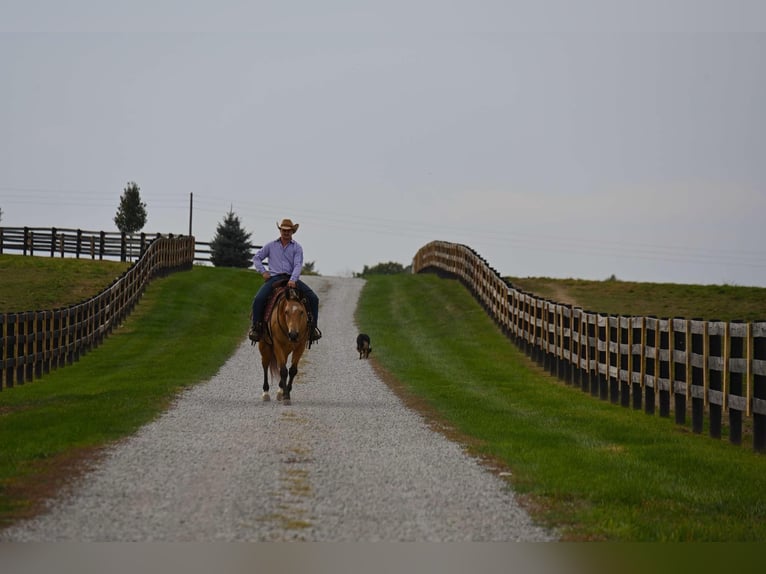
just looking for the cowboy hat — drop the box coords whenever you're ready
[277,218,299,233]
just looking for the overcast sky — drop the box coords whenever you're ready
[2,1,765,285]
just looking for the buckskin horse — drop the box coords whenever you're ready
[258,286,311,403]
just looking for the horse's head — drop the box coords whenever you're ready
[280,296,308,342]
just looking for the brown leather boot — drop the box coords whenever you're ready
[248,322,263,342]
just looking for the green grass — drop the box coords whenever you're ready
[507,276,766,321]
[0,255,129,313]
[0,264,259,525]
[3,255,766,541]
[356,274,766,541]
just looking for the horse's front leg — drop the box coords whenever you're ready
[259,342,272,401]
[262,363,270,394]
[278,365,288,392]
[285,363,299,400]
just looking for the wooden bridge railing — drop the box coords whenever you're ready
[413,240,766,453]
[1,235,195,391]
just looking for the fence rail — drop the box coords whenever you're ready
[0,227,259,265]
[0,226,191,262]
[1,234,195,391]
[413,240,766,453]
[193,241,261,265]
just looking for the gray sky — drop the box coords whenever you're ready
[2,1,765,285]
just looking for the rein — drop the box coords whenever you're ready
[274,293,308,344]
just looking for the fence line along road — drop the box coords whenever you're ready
[413,240,766,453]
[1,233,195,391]
[0,276,556,542]
[0,226,261,265]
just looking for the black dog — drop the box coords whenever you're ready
[356,333,372,359]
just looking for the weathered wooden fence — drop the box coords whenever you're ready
[413,240,766,453]
[0,226,259,265]
[1,234,195,391]
[193,241,261,264]
[0,226,184,262]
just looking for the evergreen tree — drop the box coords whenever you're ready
[210,209,253,268]
[114,181,147,261]
[114,181,147,235]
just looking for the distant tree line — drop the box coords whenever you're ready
[355,261,411,277]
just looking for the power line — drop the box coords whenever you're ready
[2,187,764,270]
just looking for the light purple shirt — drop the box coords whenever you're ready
[252,238,304,283]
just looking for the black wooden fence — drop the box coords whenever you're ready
[1,233,195,390]
[0,226,192,262]
[413,240,766,453]
[0,226,258,265]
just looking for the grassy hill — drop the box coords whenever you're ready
[507,276,766,322]
[2,254,765,541]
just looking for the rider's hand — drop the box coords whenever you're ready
[287,280,297,288]
[262,272,270,280]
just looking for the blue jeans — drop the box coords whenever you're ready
[251,274,319,327]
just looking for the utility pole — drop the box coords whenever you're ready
[188,192,193,236]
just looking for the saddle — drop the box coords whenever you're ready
[261,279,314,341]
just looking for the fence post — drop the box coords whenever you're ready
[50,227,57,257]
[582,312,591,394]
[690,319,706,434]
[526,295,534,358]
[619,316,631,408]
[658,319,671,418]
[520,294,529,357]
[14,312,25,385]
[99,231,105,260]
[120,232,127,262]
[673,318,688,426]
[561,305,572,384]
[534,299,544,366]
[42,310,52,376]
[1,313,9,390]
[644,317,658,415]
[608,315,619,404]
[571,308,582,388]
[631,317,644,410]
[597,314,608,400]
[24,312,34,383]
[57,308,66,368]
[76,229,83,259]
[753,321,766,453]
[708,321,725,439]
[586,312,597,396]
[728,321,747,446]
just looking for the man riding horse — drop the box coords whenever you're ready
[249,218,321,344]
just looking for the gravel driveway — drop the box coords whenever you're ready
[0,276,556,542]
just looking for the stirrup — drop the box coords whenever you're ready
[310,326,322,342]
[248,323,262,344]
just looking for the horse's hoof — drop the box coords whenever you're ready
[262,392,270,402]
[276,389,284,401]
[283,398,291,406]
